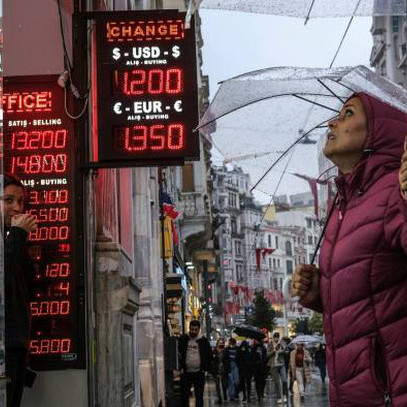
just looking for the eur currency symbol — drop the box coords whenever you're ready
[174,100,183,112]
[112,47,121,61]
[113,102,122,115]
[172,46,181,59]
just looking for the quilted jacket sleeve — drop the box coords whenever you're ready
[384,185,407,251]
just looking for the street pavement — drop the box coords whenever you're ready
[191,369,330,407]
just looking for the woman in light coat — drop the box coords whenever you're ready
[289,343,312,400]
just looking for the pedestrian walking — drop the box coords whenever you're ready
[290,92,407,405]
[224,337,240,401]
[268,332,288,404]
[314,343,327,384]
[289,343,312,400]
[4,174,37,407]
[179,320,213,407]
[252,338,268,403]
[238,339,253,402]
[213,338,228,404]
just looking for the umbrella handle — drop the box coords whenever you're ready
[282,277,300,303]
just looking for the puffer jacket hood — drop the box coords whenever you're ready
[335,92,407,201]
[302,92,407,406]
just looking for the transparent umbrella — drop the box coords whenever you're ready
[198,66,407,201]
[199,0,406,18]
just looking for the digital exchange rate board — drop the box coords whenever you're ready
[95,10,199,165]
[3,76,85,370]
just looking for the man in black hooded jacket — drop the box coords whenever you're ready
[3,174,37,407]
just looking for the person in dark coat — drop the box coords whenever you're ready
[252,338,268,403]
[291,93,407,405]
[314,343,327,384]
[213,338,228,403]
[4,174,37,407]
[238,339,253,402]
[178,320,213,407]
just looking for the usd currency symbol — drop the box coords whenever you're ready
[172,46,181,59]
[112,47,121,61]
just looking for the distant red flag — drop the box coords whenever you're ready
[256,248,275,272]
[292,173,328,219]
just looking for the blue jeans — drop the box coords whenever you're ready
[228,363,240,399]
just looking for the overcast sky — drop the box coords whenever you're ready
[199,10,373,199]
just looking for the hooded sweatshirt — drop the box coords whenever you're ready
[301,92,407,406]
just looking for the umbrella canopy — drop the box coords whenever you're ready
[291,334,323,344]
[200,0,406,17]
[198,66,407,198]
[233,325,266,340]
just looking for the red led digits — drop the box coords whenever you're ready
[10,130,67,150]
[29,189,69,205]
[30,300,70,316]
[28,207,69,223]
[8,154,67,174]
[30,339,71,355]
[117,124,185,152]
[116,68,183,95]
[45,263,71,278]
[167,124,184,150]
[29,226,69,242]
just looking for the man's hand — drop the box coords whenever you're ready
[291,264,320,304]
[399,137,407,196]
[11,214,37,233]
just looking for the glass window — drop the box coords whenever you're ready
[286,260,293,275]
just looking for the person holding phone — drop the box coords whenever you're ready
[289,93,407,406]
[3,174,37,407]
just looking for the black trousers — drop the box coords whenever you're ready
[215,374,228,401]
[181,371,205,407]
[6,348,27,407]
[253,372,266,400]
[240,373,252,400]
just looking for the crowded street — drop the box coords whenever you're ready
[192,369,329,407]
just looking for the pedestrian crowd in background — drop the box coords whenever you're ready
[178,319,327,406]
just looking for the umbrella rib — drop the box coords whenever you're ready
[293,94,340,113]
[317,79,346,103]
[326,77,357,94]
[304,0,317,25]
[250,117,331,193]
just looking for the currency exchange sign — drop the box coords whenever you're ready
[95,10,200,165]
[3,76,85,370]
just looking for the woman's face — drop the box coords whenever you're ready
[323,97,368,162]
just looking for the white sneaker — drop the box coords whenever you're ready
[277,399,283,404]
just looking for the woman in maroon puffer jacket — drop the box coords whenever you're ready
[291,92,407,407]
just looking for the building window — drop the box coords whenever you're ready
[268,234,272,247]
[275,236,279,248]
[273,258,277,269]
[286,260,293,275]
[285,241,293,256]
[307,235,313,245]
[273,278,278,290]
[228,192,237,208]
[306,218,312,228]
[235,241,242,255]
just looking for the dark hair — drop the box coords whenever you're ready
[229,338,236,344]
[273,332,280,338]
[190,320,201,329]
[4,173,24,190]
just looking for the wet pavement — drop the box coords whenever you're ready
[193,369,330,407]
